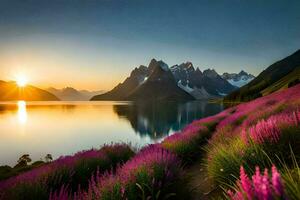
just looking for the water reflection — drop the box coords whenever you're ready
[113,101,223,140]
[17,101,27,124]
[0,101,224,166]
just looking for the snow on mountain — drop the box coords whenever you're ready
[227,76,254,87]
[222,70,255,87]
[178,80,194,93]
[171,63,236,98]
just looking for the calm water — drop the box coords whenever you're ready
[0,101,223,166]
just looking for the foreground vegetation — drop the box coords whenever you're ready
[1,84,300,200]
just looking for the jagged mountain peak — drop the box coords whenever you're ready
[148,58,158,72]
[170,62,195,75]
[171,65,235,98]
[149,58,157,64]
[130,65,148,77]
[238,70,255,78]
[147,62,173,82]
[193,68,204,78]
[148,58,169,72]
[238,70,248,76]
[180,61,194,69]
[138,65,147,70]
[203,68,219,78]
[157,60,169,71]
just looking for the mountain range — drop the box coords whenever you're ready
[91,59,194,101]
[47,87,105,101]
[91,59,248,101]
[225,49,300,102]
[0,81,59,101]
[171,63,236,98]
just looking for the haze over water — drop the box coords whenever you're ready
[0,101,223,166]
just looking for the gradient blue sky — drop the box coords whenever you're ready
[0,0,299,90]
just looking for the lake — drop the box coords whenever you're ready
[0,101,223,166]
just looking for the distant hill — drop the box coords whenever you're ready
[0,81,59,101]
[224,49,300,102]
[91,59,237,101]
[47,87,104,101]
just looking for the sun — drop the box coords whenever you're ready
[16,75,28,87]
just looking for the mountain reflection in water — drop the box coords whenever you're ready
[113,101,223,140]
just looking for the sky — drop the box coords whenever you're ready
[0,0,299,91]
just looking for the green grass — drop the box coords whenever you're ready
[207,125,300,189]
[261,67,300,96]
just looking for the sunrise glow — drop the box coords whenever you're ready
[16,75,28,87]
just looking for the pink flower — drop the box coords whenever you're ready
[271,165,283,196]
[229,165,286,200]
[246,110,300,144]
[240,166,254,199]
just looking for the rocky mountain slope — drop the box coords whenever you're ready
[170,63,236,99]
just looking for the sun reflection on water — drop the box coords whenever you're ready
[17,101,27,124]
